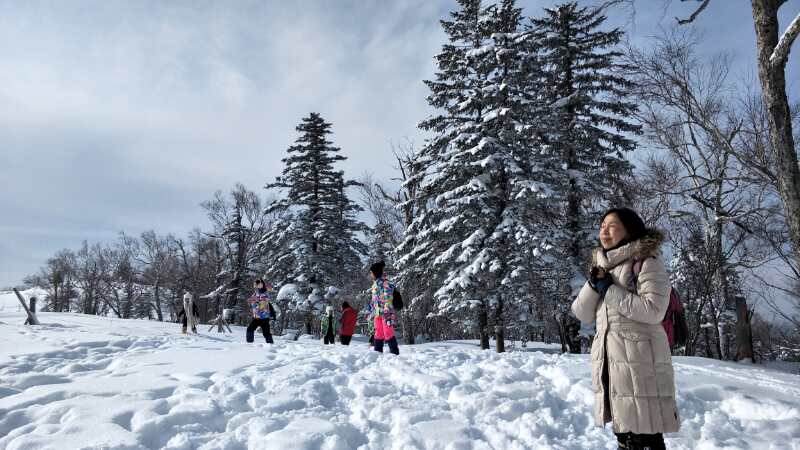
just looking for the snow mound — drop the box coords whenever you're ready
[0,293,799,449]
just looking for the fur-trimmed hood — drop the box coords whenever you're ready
[635,228,666,259]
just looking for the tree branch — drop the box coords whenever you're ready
[676,0,712,25]
[770,11,800,68]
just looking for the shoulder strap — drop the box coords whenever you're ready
[629,257,644,293]
[631,257,644,277]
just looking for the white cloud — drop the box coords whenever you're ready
[0,0,796,286]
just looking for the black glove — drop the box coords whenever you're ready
[589,266,602,288]
[595,277,612,299]
[589,267,612,298]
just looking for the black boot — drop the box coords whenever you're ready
[644,434,665,450]
[616,433,630,449]
[616,433,664,450]
[246,329,255,343]
[373,339,384,353]
[387,337,399,355]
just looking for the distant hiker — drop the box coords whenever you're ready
[177,292,199,334]
[339,301,357,345]
[366,307,376,346]
[246,279,275,344]
[367,261,401,355]
[571,208,679,450]
[321,305,337,345]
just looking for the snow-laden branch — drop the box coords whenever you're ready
[770,11,800,68]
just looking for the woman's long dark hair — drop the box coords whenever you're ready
[600,207,647,250]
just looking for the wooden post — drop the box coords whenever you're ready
[24,297,38,325]
[207,305,232,333]
[14,289,40,325]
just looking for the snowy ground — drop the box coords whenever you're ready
[1,291,799,450]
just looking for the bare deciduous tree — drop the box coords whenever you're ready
[628,32,776,358]
[642,0,800,271]
[202,184,276,325]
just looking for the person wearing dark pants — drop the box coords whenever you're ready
[246,279,275,344]
[339,301,357,346]
[177,292,200,334]
[322,306,337,345]
[367,261,400,355]
[571,208,679,450]
[246,318,273,344]
[372,334,399,354]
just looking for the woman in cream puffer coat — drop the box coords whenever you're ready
[571,208,679,450]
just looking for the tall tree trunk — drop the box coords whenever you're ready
[712,314,723,360]
[686,308,702,357]
[53,283,60,313]
[752,0,800,270]
[154,281,163,321]
[735,295,756,362]
[703,326,714,358]
[478,301,490,350]
[557,313,572,353]
[402,310,415,345]
[685,337,695,357]
[495,295,505,353]
[716,265,731,360]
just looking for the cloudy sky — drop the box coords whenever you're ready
[1,0,798,288]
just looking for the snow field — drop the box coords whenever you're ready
[1,291,799,449]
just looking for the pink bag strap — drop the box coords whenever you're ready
[629,257,645,293]
[631,257,644,277]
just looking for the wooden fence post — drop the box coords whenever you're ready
[14,288,40,325]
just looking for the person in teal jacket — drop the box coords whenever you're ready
[321,305,338,345]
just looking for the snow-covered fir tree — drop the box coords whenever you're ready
[398,0,557,352]
[328,176,369,297]
[531,2,638,284]
[527,2,639,352]
[262,112,367,333]
[366,221,396,270]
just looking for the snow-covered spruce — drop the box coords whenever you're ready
[397,0,559,353]
[261,112,368,334]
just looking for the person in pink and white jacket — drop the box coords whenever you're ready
[246,279,275,344]
[367,261,401,355]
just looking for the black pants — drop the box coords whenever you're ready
[616,432,665,450]
[340,335,352,346]
[181,316,196,332]
[324,328,335,345]
[373,336,400,355]
[246,318,273,344]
